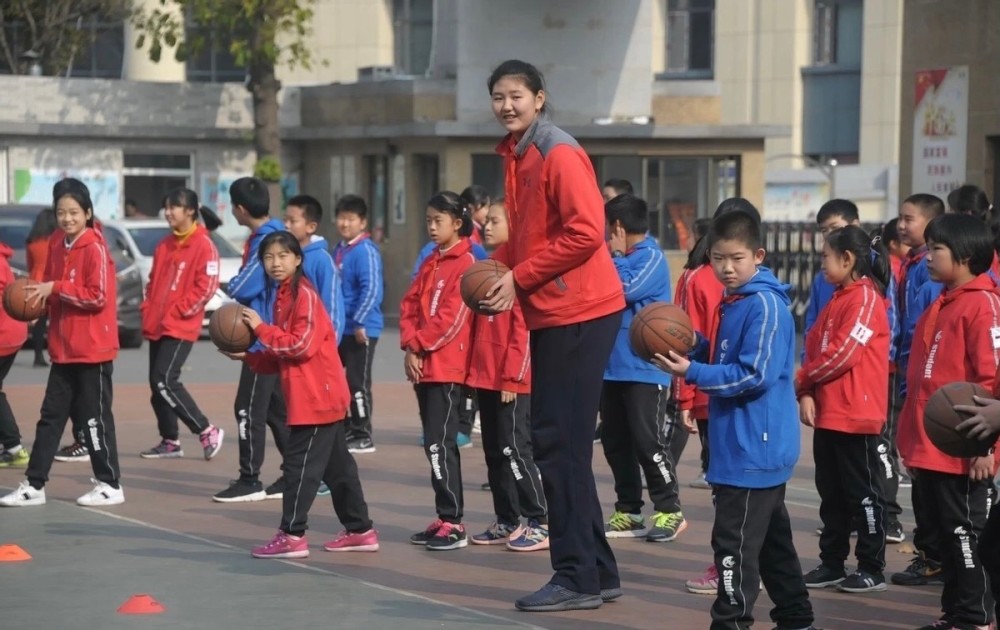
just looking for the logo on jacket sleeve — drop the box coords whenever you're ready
[923,331,944,379]
[991,326,1000,349]
[849,322,874,345]
[207,261,219,276]
[719,339,729,361]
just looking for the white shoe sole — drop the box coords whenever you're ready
[140,452,184,459]
[54,455,89,462]
[323,543,380,552]
[0,497,46,507]
[77,494,125,507]
[252,550,309,559]
[426,539,469,551]
[605,529,648,539]
[347,447,376,454]
[263,493,283,500]
[213,490,266,503]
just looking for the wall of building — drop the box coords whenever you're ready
[859,0,903,166]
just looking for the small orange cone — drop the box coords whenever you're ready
[117,594,166,615]
[0,544,31,562]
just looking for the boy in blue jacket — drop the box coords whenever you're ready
[284,195,345,343]
[656,208,816,630]
[331,195,384,454]
[599,194,687,544]
[214,177,289,503]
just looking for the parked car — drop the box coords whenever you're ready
[0,205,144,348]
[103,219,244,329]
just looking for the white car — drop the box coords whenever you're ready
[103,220,244,329]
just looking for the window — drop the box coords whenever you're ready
[663,0,714,79]
[185,24,244,83]
[470,155,504,200]
[69,22,124,78]
[393,0,433,76]
[812,0,863,67]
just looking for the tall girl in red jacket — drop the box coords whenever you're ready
[140,188,225,461]
[400,191,477,551]
[796,225,892,594]
[897,214,1000,629]
[228,231,377,558]
[0,178,124,508]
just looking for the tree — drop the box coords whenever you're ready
[0,0,131,75]
[133,0,317,207]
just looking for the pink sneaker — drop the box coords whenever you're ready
[199,426,224,460]
[252,531,309,559]
[323,529,380,552]
[685,564,718,594]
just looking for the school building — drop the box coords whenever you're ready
[0,0,911,309]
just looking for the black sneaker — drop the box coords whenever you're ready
[594,421,603,444]
[426,522,468,550]
[837,570,887,593]
[264,477,284,500]
[886,520,905,543]
[347,438,376,454]
[891,554,943,585]
[213,479,265,503]
[410,519,444,545]
[54,441,89,462]
[803,564,846,588]
[480,482,491,491]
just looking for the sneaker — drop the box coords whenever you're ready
[515,583,602,612]
[891,554,943,585]
[471,520,523,545]
[410,519,444,545]
[0,480,45,507]
[54,441,89,462]
[213,479,265,503]
[347,438,376,454]
[426,522,468,550]
[837,570,887,593]
[689,472,711,489]
[199,426,224,460]
[506,519,549,552]
[472,412,482,435]
[252,530,309,559]
[685,564,718,594]
[604,511,647,538]
[456,433,473,449]
[899,471,913,488]
[264,477,284,500]
[646,511,688,542]
[323,529,380,552]
[600,587,623,602]
[76,478,124,506]
[0,448,30,468]
[915,616,989,630]
[480,482,491,491]
[140,439,183,459]
[803,564,846,588]
[594,421,603,444]
[886,519,905,543]
[317,482,331,496]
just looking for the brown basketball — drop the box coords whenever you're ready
[629,302,695,362]
[3,278,46,322]
[460,259,511,314]
[209,302,255,353]
[924,382,994,458]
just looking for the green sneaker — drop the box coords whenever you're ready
[0,448,29,468]
[646,511,688,542]
[604,511,647,538]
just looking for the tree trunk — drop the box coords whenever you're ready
[248,57,283,216]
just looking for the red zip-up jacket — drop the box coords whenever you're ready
[245,278,350,426]
[796,277,890,434]
[466,301,531,394]
[0,243,28,355]
[142,225,220,342]
[898,274,1000,474]
[672,264,723,419]
[400,238,475,384]
[45,227,118,364]
[493,118,625,330]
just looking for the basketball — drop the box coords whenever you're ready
[629,302,695,362]
[3,278,46,322]
[209,302,256,353]
[460,259,511,314]
[924,382,994,458]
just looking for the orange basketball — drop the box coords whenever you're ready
[923,382,994,458]
[3,278,46,322]
[629,302,695,362]
[208,303,256,353]
[460,259,511,314]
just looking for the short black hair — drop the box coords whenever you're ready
[924,213,994,275]
[710,210,761,251]
[816,198,859,224]
[334,194,368,220]
[713,197,761,227]
[605,194,648,235]
[603,178,634,196]
[947,184,991,220]
[904,193,945,219]
[230,177,270,218]
[881,217,900,245]
[287,194,323,224]
[54,178,96,228]
[427,190,473,238]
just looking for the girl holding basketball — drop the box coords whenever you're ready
[467,199,548,551]
[225,231,377,558]
[140,188,225,461]
[896,213,1000,629]
[795,225,892,594]
[0,178,124,508]
[400,191,476,551]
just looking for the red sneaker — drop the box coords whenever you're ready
[252,530,309,559]
[323,529,380,552]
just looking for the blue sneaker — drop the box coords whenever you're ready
[515,583,602,612]
[457,433,473,449]
[506,519,549,552]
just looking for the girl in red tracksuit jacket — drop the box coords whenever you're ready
[400,191,476,551]
[140,188,225,462]
[795,226,892,593]
[897,214,1000,629]
[467,199,548,552]
[229,231,376,559]
[0,179,124,509]
[0,242,29,467]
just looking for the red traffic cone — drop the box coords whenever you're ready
[117,594,166,615]
[0,544,31,562]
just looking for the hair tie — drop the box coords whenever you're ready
[870,235,881,248]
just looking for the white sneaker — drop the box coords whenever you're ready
[76,479,124,506]
[471,412,482,435]
[0,480,46,506]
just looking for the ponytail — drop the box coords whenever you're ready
[825,225,890,295]
[198,206,222,231]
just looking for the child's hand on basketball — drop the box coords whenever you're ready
[954,395,1000,440]
[23,281,53,306]
[501,390,516,404]
[241,307,262,330]
[798,395,816,427]
[652,351,689,376]
[969,455,993,481]
[220,350,246,361]
[480,270,515,313]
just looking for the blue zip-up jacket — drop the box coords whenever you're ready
[226,218,285,352]
[896,248,943,395]
[410,240,488,280]
[685,267,800,488]
[604,236,671,385]
[804,269,899,362]
[332,234,384,338]
[302,236,345,345]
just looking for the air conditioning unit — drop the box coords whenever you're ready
[357,66,396,82]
